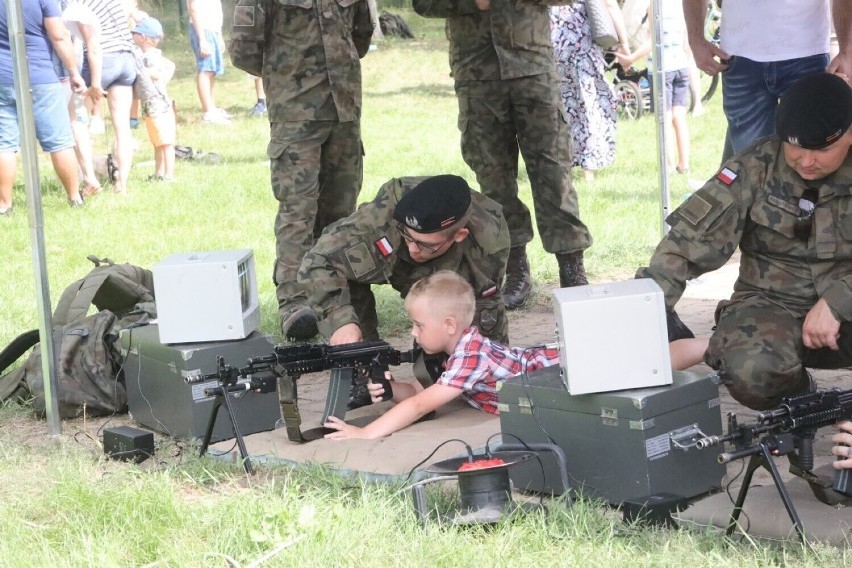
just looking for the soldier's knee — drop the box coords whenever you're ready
[718,358,809,411]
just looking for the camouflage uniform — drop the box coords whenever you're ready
[299,177,512,343]
[259,0,373,320]
[412,0,591,254]
[637,137,852,410]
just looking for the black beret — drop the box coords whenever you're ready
[393,175,472,234]
[775,73,852,150]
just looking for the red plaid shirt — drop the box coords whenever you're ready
[436,327,560,414]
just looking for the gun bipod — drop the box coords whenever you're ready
[726,433,804,541]
[198,382,256,475]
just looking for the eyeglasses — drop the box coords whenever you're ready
[397,224,453,254]
[794,189,818,242]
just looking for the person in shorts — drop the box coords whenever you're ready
[617,1,692,173]
[131,16,176,181]
[188,0,228,124]
[0,0,86,213]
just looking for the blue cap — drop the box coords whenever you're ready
[133,17,164,39]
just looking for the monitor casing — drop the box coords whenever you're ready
[153,249,260,344]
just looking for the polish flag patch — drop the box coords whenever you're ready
[716,167,737,185]
[375,236,394,257]
[481,285,498,298]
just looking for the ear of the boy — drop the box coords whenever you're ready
[442,315,458,336]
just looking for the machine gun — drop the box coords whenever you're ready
[695,387,852,540]
[191,340,418,471]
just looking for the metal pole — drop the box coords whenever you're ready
[5,0,62,435]
[650,0,671,237]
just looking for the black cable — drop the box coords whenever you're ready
[405,438,474,481]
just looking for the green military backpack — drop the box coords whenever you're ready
[0,256,156,418]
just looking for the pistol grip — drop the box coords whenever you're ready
[370,364,393,401]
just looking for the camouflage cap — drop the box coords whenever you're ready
[393,175,472,233]
[775,73,852,150]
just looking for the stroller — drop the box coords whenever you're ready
[604,51,650,120]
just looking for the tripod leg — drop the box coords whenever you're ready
[199,396,224,459]
[760,444,805,540]
[726,452,763,537]
[220,389,254,475]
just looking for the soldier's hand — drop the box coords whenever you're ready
[831,421,852,469]
[330,322,363,345]
[802,298,841,351]
[475,0,490,10]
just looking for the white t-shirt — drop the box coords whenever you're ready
[720,0,830,62]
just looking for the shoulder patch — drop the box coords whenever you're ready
[375,236,394,257]
[344,242,378,279]
[481,285,498,298]
[716,167,737,185]
[679,194,713,226]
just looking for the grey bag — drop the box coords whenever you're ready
[586,0,618,49]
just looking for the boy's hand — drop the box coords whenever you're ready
[366,379,386,403]
[323,416,369,440]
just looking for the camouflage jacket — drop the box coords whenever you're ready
[260,0,373,122]
[637,137,852,322]
[412,0,570,81]
[299,177,512,340]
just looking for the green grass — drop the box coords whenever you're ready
[0,5,844,566]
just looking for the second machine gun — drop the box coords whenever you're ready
[191,340,418,471]
[695,387,852,539]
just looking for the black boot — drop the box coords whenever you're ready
[502,246,532,310]
[556,252,589,288]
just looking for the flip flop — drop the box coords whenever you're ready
[82,184,102,197]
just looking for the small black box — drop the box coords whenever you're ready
[103,426,155,463]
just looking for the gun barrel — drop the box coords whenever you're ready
[718,445,762,464]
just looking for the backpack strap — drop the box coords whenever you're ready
[0,329,38,401]
[53,256,155,326]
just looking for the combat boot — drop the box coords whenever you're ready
[502,246,532,310]
[280,307,319,341]
[556,252,589,287]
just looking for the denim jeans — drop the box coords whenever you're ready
[722,53,829,154]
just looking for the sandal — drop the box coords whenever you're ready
[82,184,102,197]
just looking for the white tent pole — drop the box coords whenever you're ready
[5,0,62,435]
[650,0,671,236]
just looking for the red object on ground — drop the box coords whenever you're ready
[458,458,506,471]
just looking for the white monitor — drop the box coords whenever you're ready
[153,249,260,344]
[552,278,672,395]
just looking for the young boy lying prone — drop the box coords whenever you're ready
[323,271,707,440]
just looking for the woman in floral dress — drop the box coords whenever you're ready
[550,1,629,181]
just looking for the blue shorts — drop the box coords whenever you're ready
[82,51,136,90]
[189,27,225,76]
[0,83,74,152]
[664,68,690,110]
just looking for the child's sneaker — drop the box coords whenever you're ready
[250,100,267,117]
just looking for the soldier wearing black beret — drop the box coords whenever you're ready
[284,175,509,407]
[638,72,852,431]
[279,173,508,379]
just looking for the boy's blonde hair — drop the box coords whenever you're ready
[405,271,476,327]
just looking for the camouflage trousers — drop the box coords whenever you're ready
[705,295,852,410]
[269,120,363,316]
[454,72,592,254]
